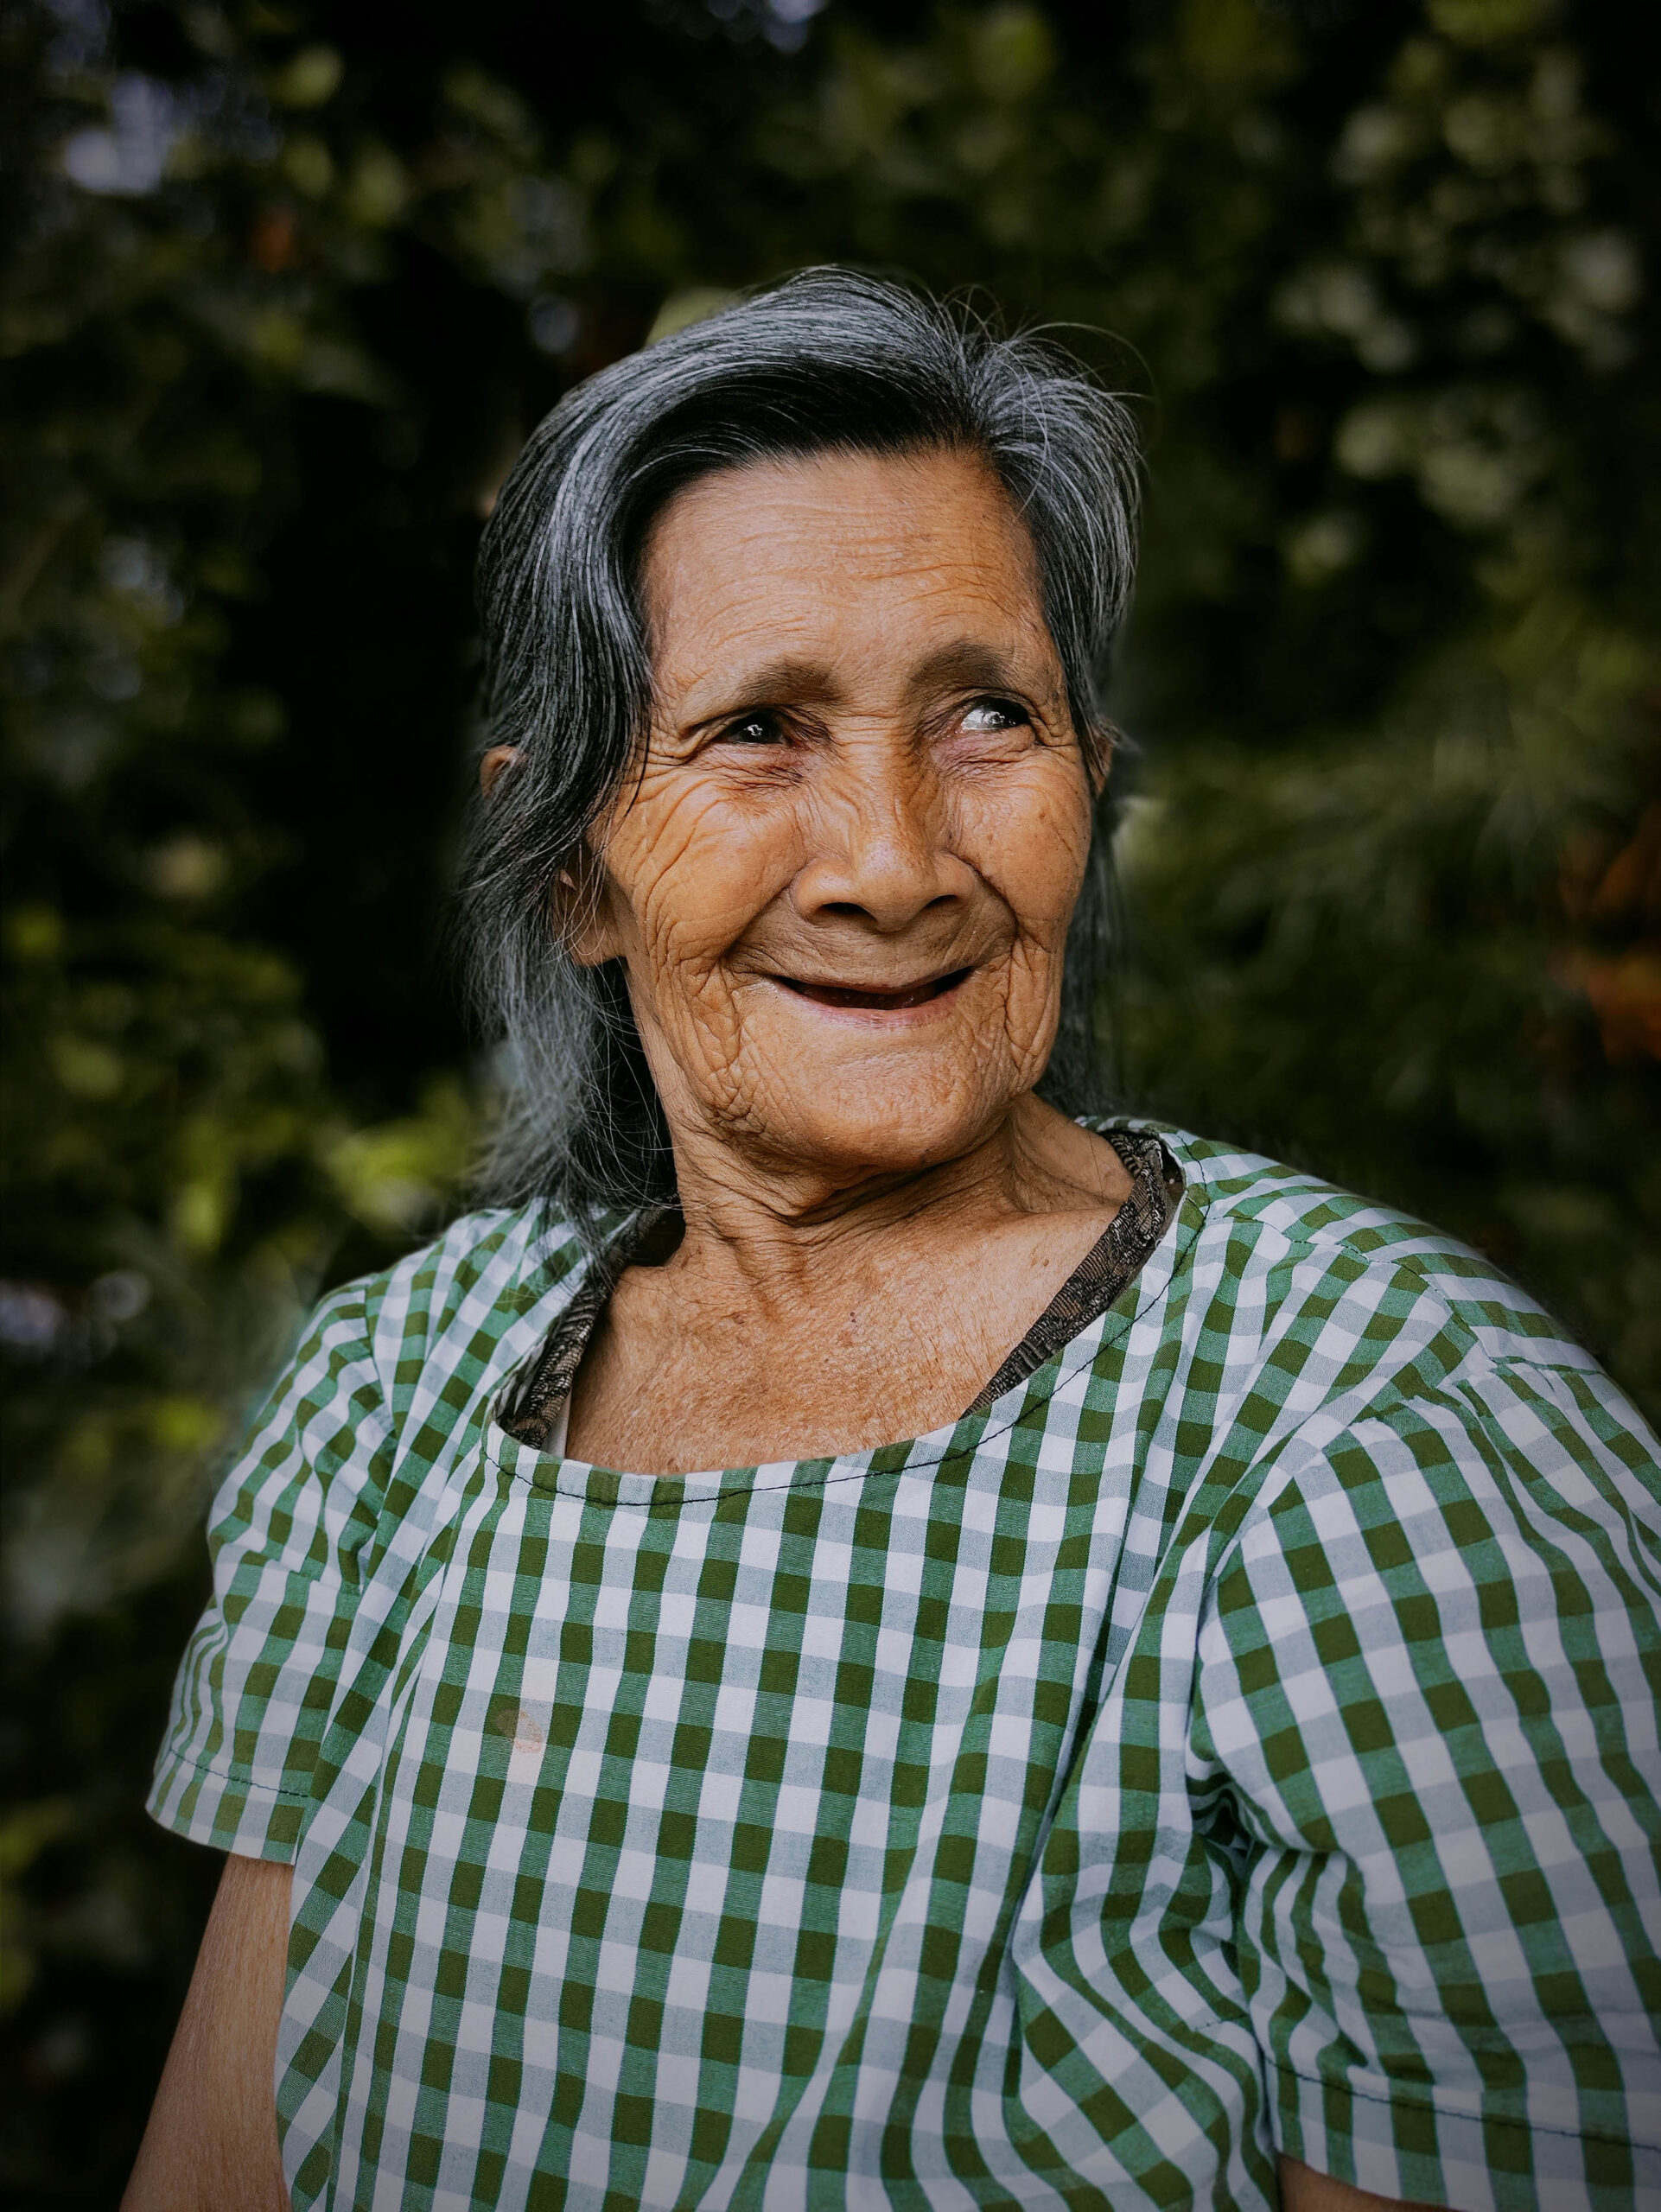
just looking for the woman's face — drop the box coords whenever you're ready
[577,445,1097,1190]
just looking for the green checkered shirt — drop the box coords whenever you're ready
[150,1122,1661,2212]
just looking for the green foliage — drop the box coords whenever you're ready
[2,0,1655,2196]
[1113,2,1661,1395]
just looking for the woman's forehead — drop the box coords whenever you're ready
[640,445,1056,690]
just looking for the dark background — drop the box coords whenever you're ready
[3,0,1657,2198]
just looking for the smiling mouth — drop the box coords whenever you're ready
[777,968,972,1011]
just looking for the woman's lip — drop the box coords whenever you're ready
[772,967,972,1012]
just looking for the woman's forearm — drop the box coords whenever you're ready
[123,1853,291,2212]
[1280,2156,1441,2212]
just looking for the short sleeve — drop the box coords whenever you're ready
[148,1278,394,1860]
[1192,1357,1661,2212]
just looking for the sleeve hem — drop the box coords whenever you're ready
[146,1748,309,1862]
[1271,2058,1653,2212]
[161,1743,313,1799]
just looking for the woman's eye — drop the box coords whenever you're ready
[718,710,785,746]
[960,698,1028,734]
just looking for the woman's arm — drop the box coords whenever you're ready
[118,1867,1434,2212]
[123,1853,291,2212]
[1280,2157,1440,2210]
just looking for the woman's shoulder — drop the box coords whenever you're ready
[1100,1116,1604,1380]
[304,1196,609,1422]
[1097,1118,1658,1500]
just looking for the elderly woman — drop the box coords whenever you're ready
[128,273,1659,2212]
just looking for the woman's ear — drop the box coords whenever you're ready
[480,744,519,797]
[552,843,625,969]
[1087,721,1119,797]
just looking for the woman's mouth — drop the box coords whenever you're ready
[775,967,972,1012]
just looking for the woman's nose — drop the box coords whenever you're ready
[789,745,975,933]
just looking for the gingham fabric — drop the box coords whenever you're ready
[150,1122,1661,2212]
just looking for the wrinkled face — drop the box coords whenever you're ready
[576,445,1097,1189]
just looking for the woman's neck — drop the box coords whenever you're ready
[565,1094,1134,1474]
[655,1091,1128,1317]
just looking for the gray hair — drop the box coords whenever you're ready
[459,268,1141,1218]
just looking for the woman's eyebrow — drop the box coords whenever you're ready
[672,655,845,725]
[902,640,1045,703]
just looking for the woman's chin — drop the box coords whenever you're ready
[733,1053,1021,1187]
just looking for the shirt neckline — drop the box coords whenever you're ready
[487,1119,1195,1509]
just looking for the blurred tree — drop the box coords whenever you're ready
[2,0,1655,2198]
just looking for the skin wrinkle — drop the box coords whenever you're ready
[582,461,1087,1182]
[605,464,1085,1185]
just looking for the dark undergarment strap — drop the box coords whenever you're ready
[963,1130,1184,1415]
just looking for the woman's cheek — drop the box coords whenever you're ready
[961,776,1090,946]
[625,792,796,976]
